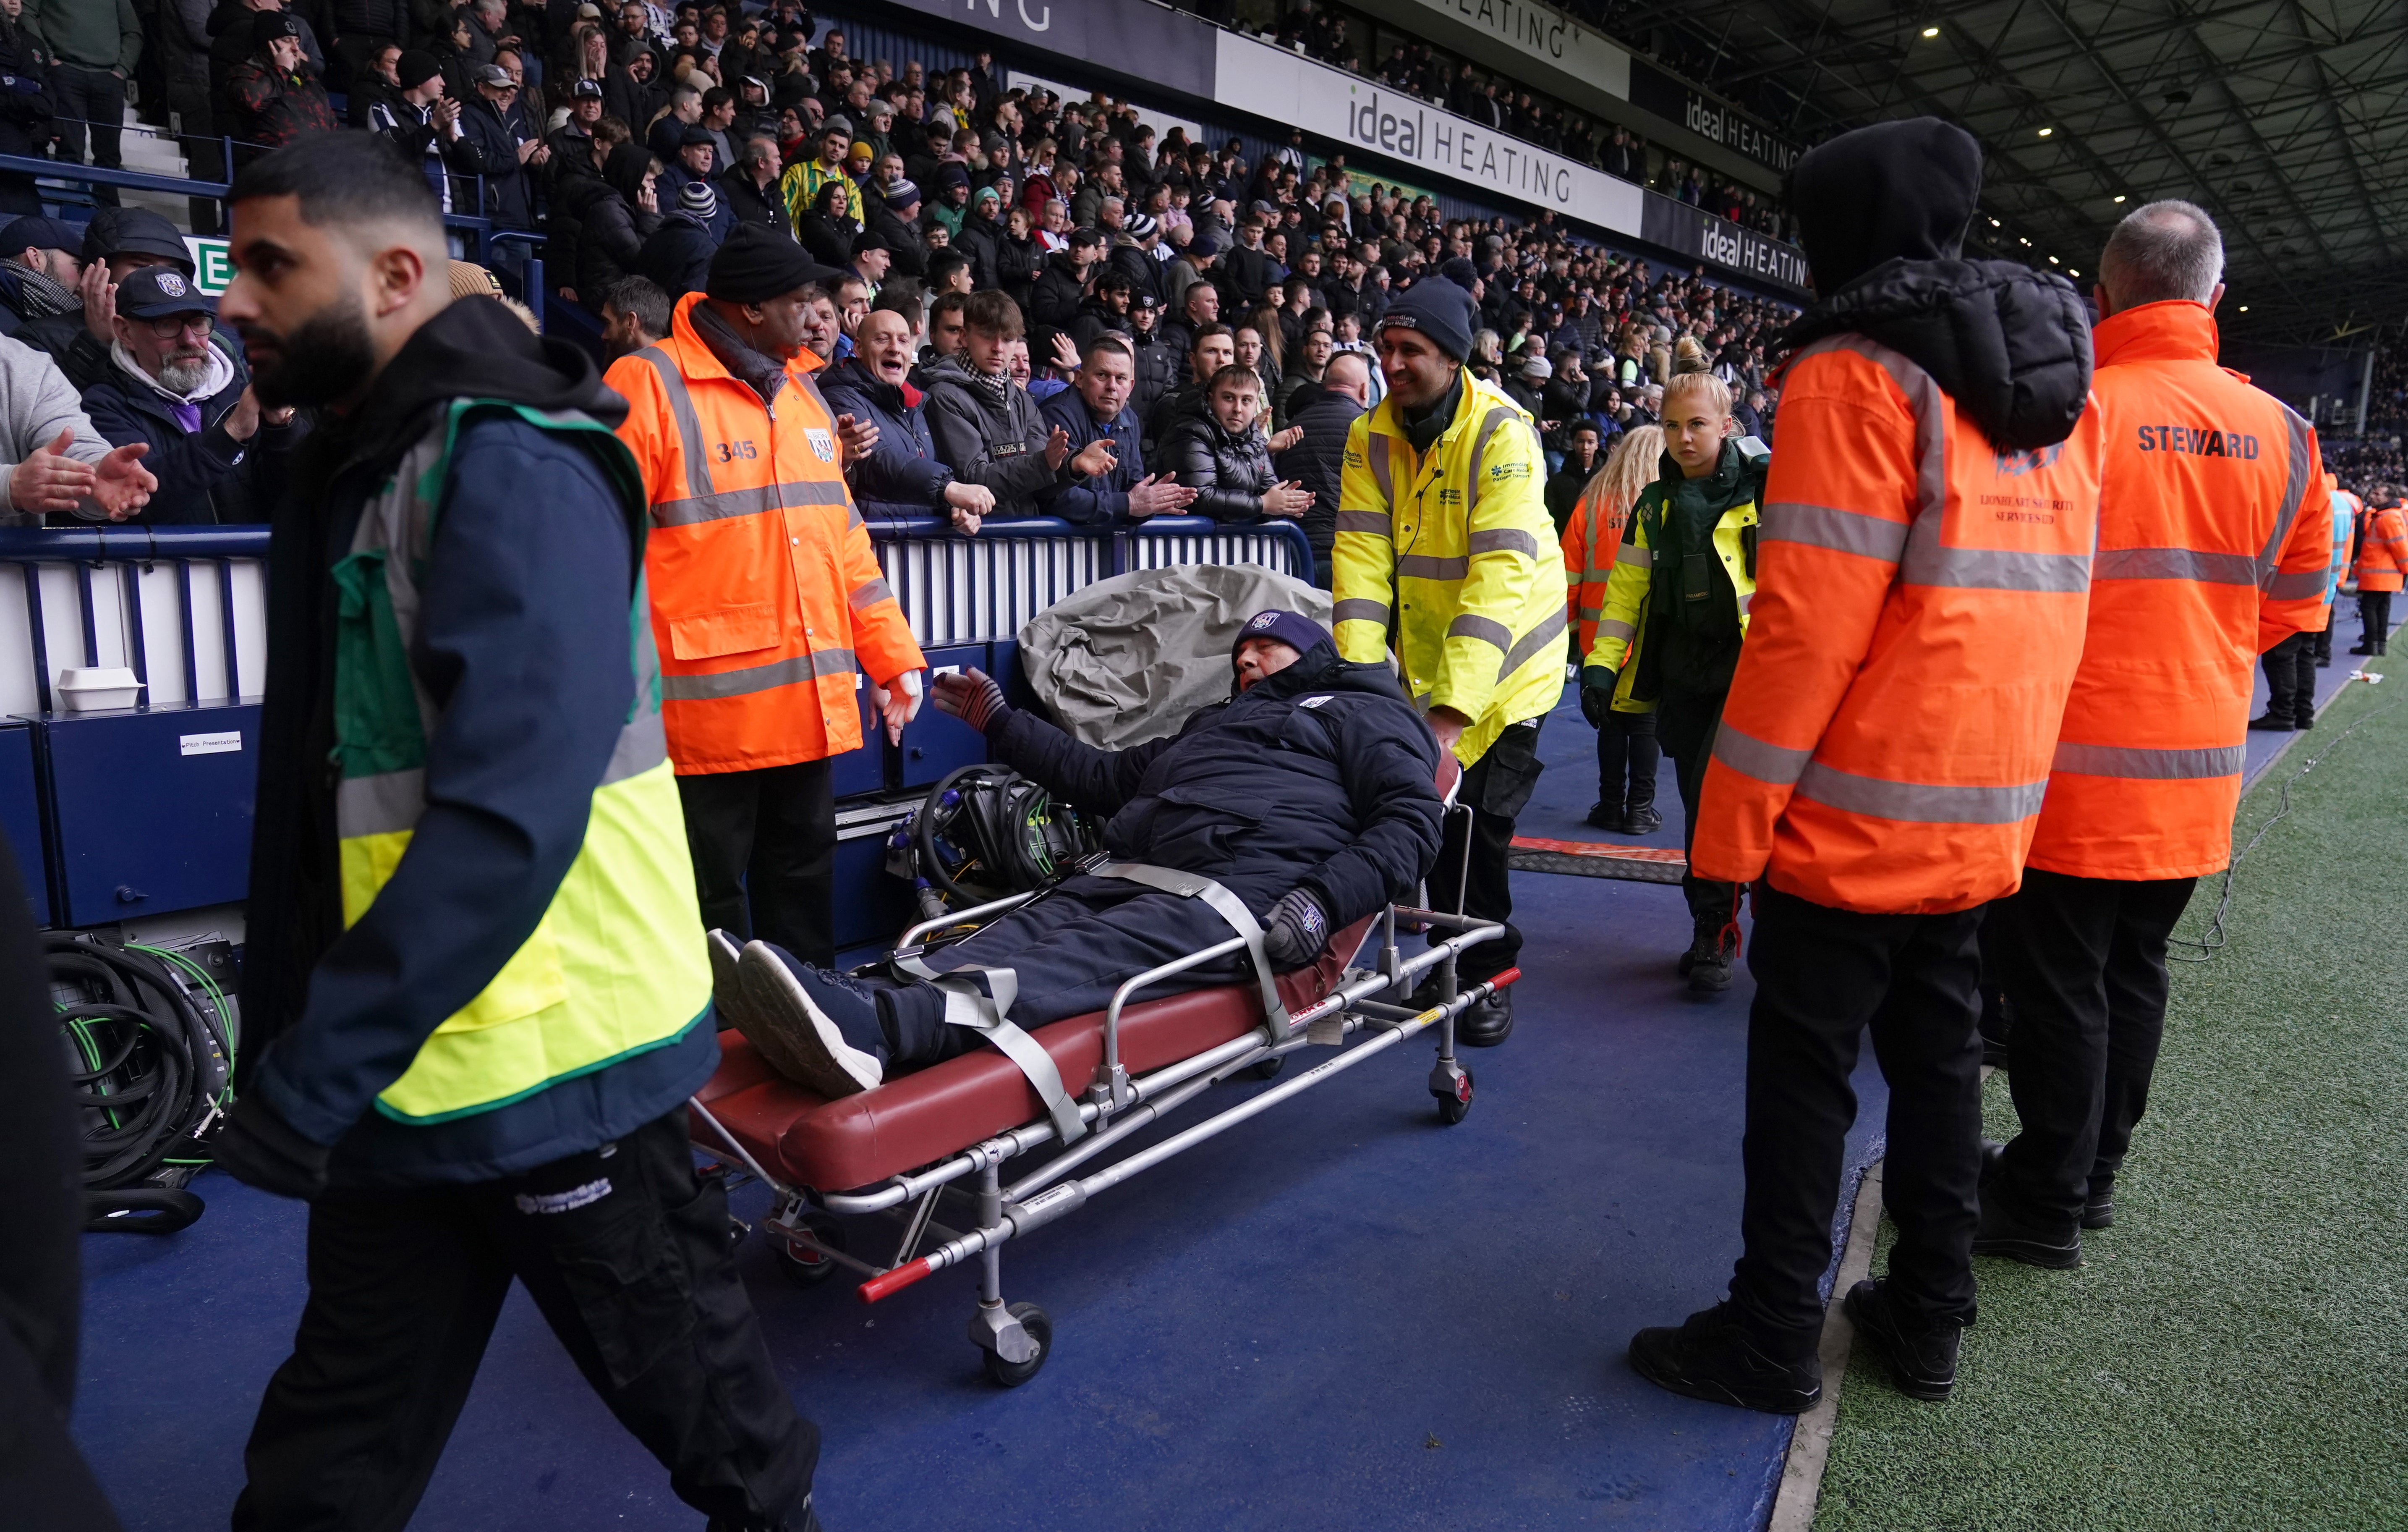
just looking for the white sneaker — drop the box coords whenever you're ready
[735,941,884,1099]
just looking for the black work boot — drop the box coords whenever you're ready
[1681,921,1734,994]
[1624,802,1663,834]
[1456,986,1513,1047]
[1842,1279,1960,1401]
[2082,1178,2115,1230]
[1627,1302,1821,1414]
[2247,712,2295,731]
[1971,1186,2083,1268]
[1586,800,1626,832]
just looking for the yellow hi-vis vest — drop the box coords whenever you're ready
[332,400,712,1124]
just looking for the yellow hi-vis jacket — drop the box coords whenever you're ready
[1330,372,1569,766]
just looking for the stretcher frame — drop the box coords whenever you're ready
[688,827,1512,1387]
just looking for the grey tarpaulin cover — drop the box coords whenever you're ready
[1018,564,1333,747]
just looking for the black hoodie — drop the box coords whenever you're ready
[240,297,714,1186]
[1781,118,2092,450]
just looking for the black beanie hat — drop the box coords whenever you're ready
[1377,278,1477,364]
[706,227,842,304]
[395,49,443,90]
[1785,118,1983,295]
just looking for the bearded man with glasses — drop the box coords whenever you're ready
[79,264,300,524]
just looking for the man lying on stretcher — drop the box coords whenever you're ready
[709,610,1445,1102]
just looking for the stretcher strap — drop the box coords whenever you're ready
[1088,859,1294,1040]
[891,956,1087,1145]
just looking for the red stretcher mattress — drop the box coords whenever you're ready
[691,916,1376,1193]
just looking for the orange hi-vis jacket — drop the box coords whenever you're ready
[2024,301,2327,883]
[2353,499,2408,593]
[1689,334,2106,914]
[606,292,926,774]
[1560,469,1631,660]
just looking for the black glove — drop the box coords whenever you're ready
[1578,664,1619,726]
[1262,886,1329,971]
[931,665,1012,738]
[210,1091,333,1202]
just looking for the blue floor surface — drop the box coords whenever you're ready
[76,684,1955,1532]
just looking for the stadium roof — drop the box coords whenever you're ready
[1618,0,2407,343]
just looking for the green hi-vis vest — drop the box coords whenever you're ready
[333,400,712,1125]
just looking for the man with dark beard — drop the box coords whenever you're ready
[207,133,824,1532]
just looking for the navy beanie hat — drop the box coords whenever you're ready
[1233,608,1332,664]
[1377,278,1477,364]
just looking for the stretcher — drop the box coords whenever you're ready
[688,832,1511,1387]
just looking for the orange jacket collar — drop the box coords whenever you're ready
[2094,299,2219,368]
[667,289,827,386]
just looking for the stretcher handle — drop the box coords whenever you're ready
[1490,967,1522,989]
[858,1257,936,1304]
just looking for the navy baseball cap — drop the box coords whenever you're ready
[115,265,215,319]
[0,215,82,255]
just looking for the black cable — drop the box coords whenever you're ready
[49,937,232,1199]
[2168,683,2403,964]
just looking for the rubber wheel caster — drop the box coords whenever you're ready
[1244,1055,1285,1081]
[772,1215,847,1288]
[982,1302,1053,1388]
[1433,1069,1473,1125]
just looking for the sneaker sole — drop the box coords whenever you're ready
[735,944,882,1100]
[706,930,760,1034]
[1970,1234,2083,1269]
[1626,1344,1820,1415]
[1841,1288,1955,1401]
[2081,1204,2114,1230]
[1687,968,1733,994]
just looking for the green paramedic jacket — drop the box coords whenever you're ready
[1582,437,1766,709]
[240,300,715,1184]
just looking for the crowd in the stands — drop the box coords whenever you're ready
[0,0,1800,536]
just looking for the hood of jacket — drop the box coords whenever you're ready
[1786,118,1982,294]
[342,296,622,467]
[1783,258,2093,450]
[110,333,240,408]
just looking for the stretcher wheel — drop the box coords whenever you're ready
[1434,1068,1474,1126]
[1244,1056,1285,1081]
[773,1216,848,1288]
[982,1302,1052,1388]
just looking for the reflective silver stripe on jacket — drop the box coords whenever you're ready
[1333,597,1390,626]
[1760,500,1909,563]
[1397,553,1469,580]
[654,481,851,527]
[2261,404,2313,592]
[1367,432,1393,504]
[1711,722,1812,785]
[1336,509,1391,535]
[847,576,896,612]
[633,347,714,501]
[2050,741,2245,780]
[1495,606,1568,680]
[660,647,858,701]
[1794,760,2048,825]
[2093,547,2260,585]
[1468,527,1539,558]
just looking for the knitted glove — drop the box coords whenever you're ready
[931,666,1012,738]
[1578,665,1619,726]
[1262,886,1330,971]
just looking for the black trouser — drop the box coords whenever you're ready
[1595,708,1659,813]
[1729,883,1986,1351]
[678,758,837,968]
[2310,602,2335,663]
[1991,868,2196,1230]
[1657,684,1737,927]
[49,64,125,205]
[1428,717,1543,983]
[876,877,1255,1067]
[2360,589,2392,649]
[166,80,225,233]
[2262,630,2316,725]
[234,1111,816,1532]
[1975,902,2011,1050]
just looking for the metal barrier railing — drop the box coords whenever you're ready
[0,518,1311,718]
